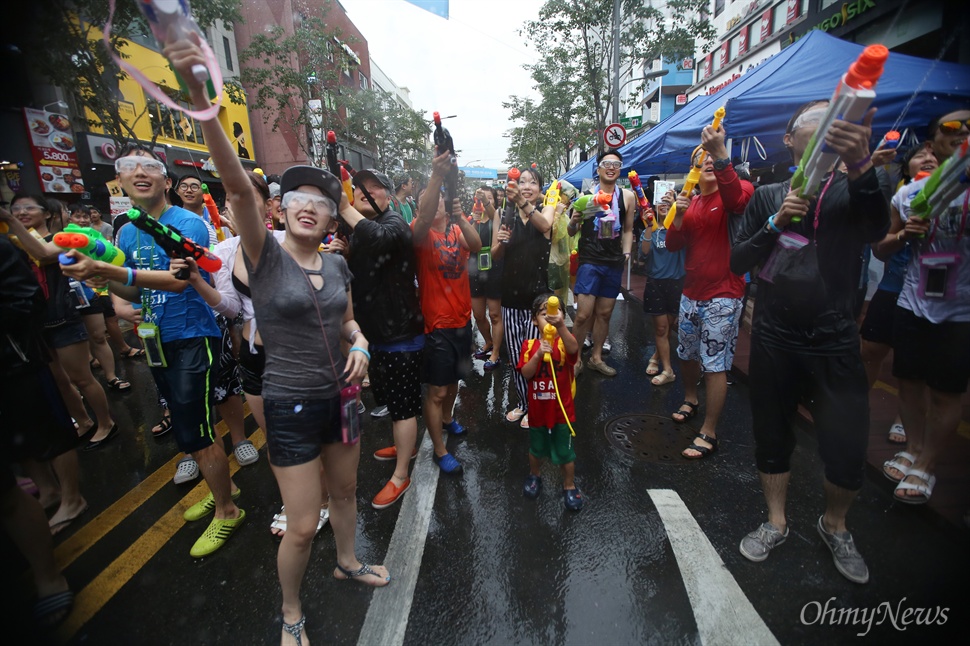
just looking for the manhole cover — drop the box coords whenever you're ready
[604,414,700,464]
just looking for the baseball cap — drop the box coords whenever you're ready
[279,166,342,204]
[353,168,394,193]
[268,182,281,198]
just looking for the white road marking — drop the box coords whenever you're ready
[649,489,780,646]
[357,430,439,646]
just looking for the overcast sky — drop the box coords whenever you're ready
[340,0,546,169]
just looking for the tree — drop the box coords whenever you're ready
[521,0,715,151]
[25,0,244,146]
[343,90,431,176]
[239,3,371,167]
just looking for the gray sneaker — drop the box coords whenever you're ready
[816,516,869,584]
[370,404,390,419]
[739,522,788,562]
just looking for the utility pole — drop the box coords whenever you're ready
[611,0,621,127]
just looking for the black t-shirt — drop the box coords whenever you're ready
[578,187,626,267]
[499,205,550,310]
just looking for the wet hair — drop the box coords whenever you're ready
[899,143,935,183]
[785,100,828,134]
[118,142,165,164]
[531,292,555,318]
[247,170,270,202]
[597,148,623,165]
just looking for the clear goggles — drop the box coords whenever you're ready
[281,191,334,213]
[114,157,167,175]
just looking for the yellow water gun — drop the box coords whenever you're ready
[540,296,575,435]
[664,106,726,228]
[544,180,562,207]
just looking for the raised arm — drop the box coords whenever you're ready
[414,150,451,244]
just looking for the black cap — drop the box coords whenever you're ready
[353,168,394,193]
[280,166,342,205]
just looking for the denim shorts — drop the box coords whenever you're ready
[264,397,343,467]
[43,319,88,350]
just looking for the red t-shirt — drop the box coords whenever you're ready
[517,338,578,428]
[664,167,753,301]
[412,222,471,333]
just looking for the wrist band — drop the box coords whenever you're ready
[349,346,370,360]
[125,267,134,286]
[846,155,871,171]
[768,214,783,233]
[131,268,138,286]
[348,329,360,344]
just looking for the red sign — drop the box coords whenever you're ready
[760,8,774,41]
[675,94,688,106]
[786,0,801,24]
[703,53,714,79]
[23,108,84,195]
[604,123,627,148]
[719,41,730,68]
[682,57,694,70]
[738,25,749,55]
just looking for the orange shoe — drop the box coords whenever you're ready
[371,477,411,509]
[373,445,418,461]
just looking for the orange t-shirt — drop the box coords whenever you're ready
[412,222,471,332]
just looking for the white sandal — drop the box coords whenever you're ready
[270,505,330,537]
[651,370,675,386]
[894,469,936,505]
[882,451,916,483]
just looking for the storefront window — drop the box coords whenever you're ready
[146,95,206,146]
[714,0,726,18]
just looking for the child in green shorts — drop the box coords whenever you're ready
[516,294,584,511]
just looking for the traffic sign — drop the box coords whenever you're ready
[620,115,643,130]
[604,123,627,148]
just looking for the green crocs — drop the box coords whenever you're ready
[189,509,246,558]
[183,488,241,522]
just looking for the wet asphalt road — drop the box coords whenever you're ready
[8,300,968,645]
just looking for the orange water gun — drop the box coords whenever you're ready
[628,171,655,230]
[340,166,354,205]
[201,183,225,241]
[664,106,725,228]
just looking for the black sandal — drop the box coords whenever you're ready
[120,347,145,358]
[683,433,718,459]
[281,614,306,646]
[106,377,131,391]
[335,562,391,585]
[672,400,699,424]
[151,416,173,438]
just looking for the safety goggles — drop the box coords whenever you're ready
[114,157,167,176]
[939,119,970,134]
[281,191,333,212]
[598,160,622,170]
[10,204,44,214]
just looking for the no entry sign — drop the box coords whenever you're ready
[604,123,627,148]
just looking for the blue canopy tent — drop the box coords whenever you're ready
[561,30,970,184]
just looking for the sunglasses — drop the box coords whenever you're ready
[115,157,167,176]
[598,160,622,170]
[282,191,333,212]
[939,119,970,134]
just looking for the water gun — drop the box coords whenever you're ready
[472,198,484,216]
[628,171,656,230]
[137,0,212,89]
[325,131,340,176]
[126,207,222,279]
[790,44,889,210]
[875,130,901,154]
[544,180,562,207]
[340,166,354,205]
[433,112,459,220]
[909,138,970,224]
[572,192,612,220]
[200,183,225,242]
[664,106,726,228]
[502,167,521,229]
[53,224,126,266]
[540,295,575,435]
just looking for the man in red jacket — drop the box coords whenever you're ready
[665,124,753,459]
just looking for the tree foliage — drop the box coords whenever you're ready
[25,0,244,146]
[343,90,430,176]
[516,0,716,160]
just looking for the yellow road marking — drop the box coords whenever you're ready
[873,380,970,440]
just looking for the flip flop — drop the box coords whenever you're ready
[34,589,74,628]
[887,423,907,444]
[120,347,145,358]
[505,407,526,423]
[334,562,391,587]
[49,504,89,536]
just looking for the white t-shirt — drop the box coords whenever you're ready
[893,176,970,323]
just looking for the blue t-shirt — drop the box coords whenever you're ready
[117,205,220,341]
[646,228,685,280]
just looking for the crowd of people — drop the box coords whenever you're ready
[1,30,967,644]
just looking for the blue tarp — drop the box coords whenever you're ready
[561,30,970,183]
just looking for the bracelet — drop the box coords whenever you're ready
[768,214,783,233]
[846,155,871,171]
[125,267,134,286]
[348,329,360,344]
[349,346,370,361]
[131,268,137,286]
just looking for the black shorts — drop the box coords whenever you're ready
[0,363,77,468]
[263,396,342,467]
[642,277,684,316]
[78,294,114,318]
[238,343,266,396]
[150,337,219,454]
[423,323,472,386]
[470,270,503,300]
[859,288,899,345]
[370,348,423,421]
[213,315,242,404]
[892,306,970,394]
[43,319,88,349]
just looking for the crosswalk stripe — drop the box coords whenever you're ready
[649,489,779,646]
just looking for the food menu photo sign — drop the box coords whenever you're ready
[22,108,84,194]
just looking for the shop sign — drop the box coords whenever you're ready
[760,8,773,41]
[682,57,694,70]
[719,42,731,68]
[738,25,750,55]
[23,108,84,194]
[706,73,742,95]
[786,0,801,24]
[675,94,688,106]
[811,0,876,33]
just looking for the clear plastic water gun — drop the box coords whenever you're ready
[628,171,656,230]
[103,0,223,121]
[201,183,225,242]
[790,44,889,207]
[909,138,970,224]
[53,224,126,266]
[127,207,222,279]
[433,111,459,218]
[664,106,725,228]
[544,180,562,207]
